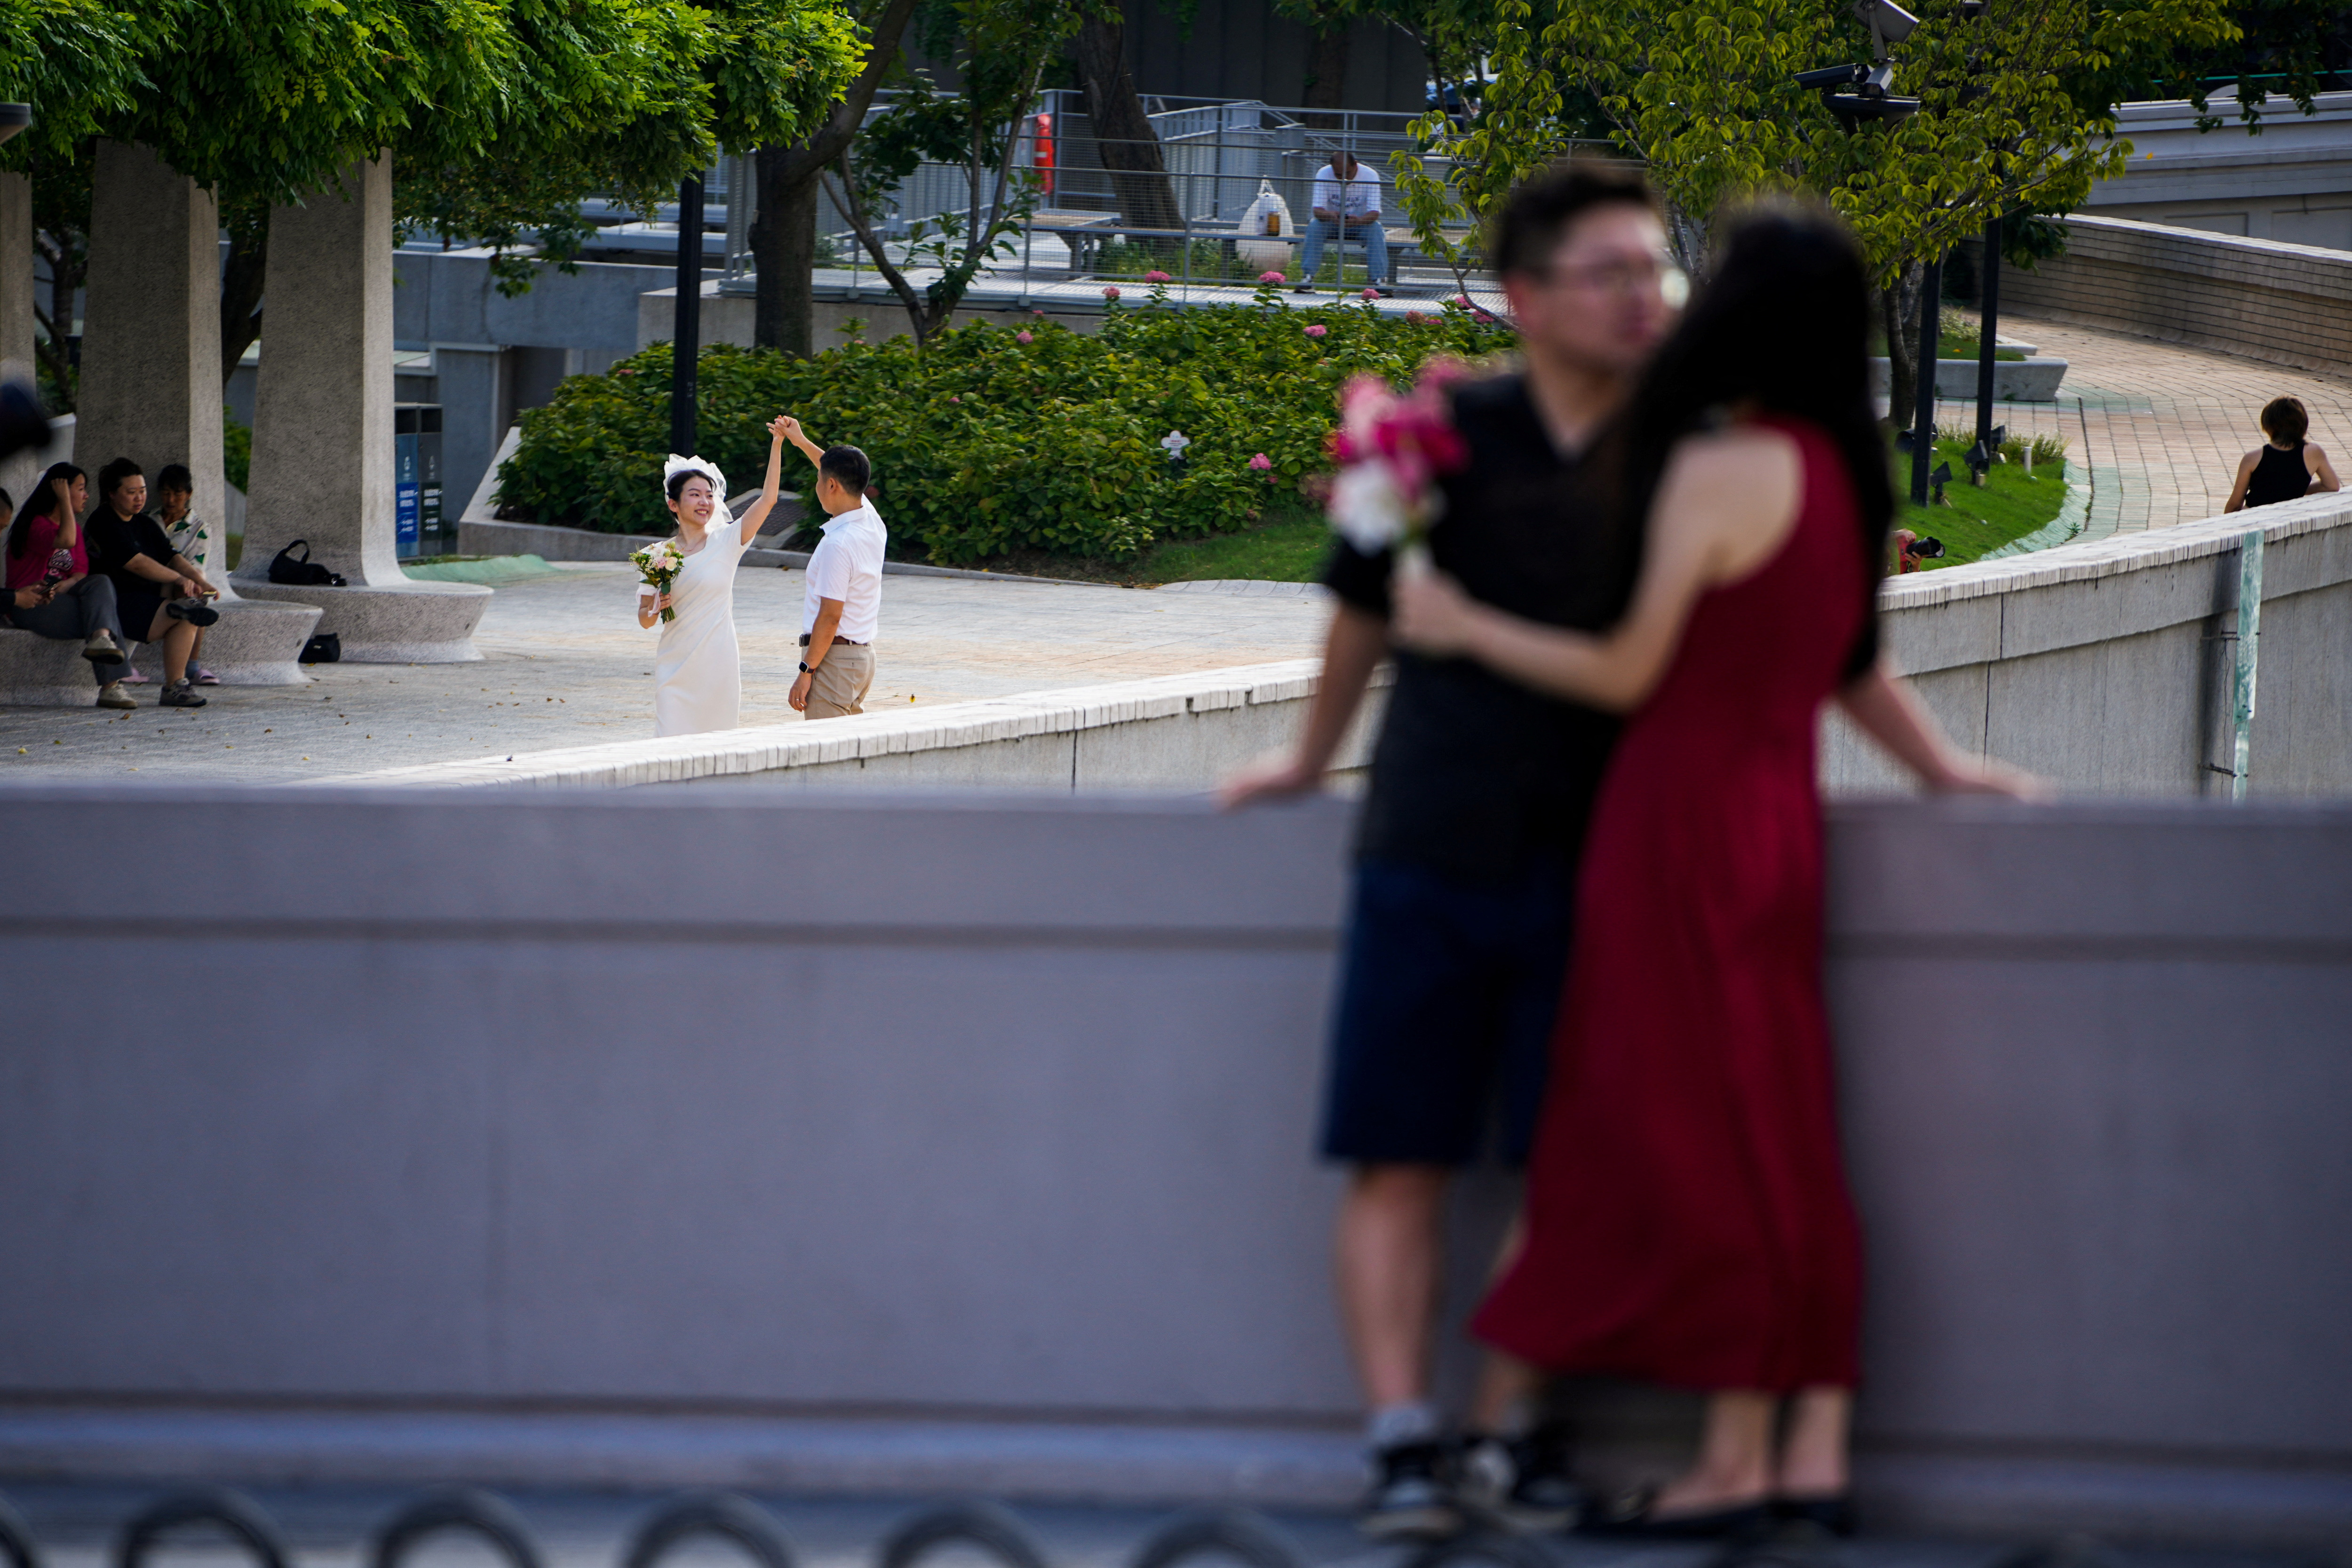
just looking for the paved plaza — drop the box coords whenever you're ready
[0,566,1325,784]
[1938,311,2352,538]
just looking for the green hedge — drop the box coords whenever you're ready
[501,294,1514,564]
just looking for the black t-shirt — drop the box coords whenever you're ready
[1322,371,1640,885]
[84,509,179,598]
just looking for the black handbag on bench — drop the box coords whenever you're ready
[268,539,347,587]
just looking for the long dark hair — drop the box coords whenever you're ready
[7,461,85,560]
[1610,199,1892,671]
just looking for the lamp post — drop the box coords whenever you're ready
[670,171,704,460]
[1910,253,1942,506]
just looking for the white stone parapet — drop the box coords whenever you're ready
[334,659,1377,791]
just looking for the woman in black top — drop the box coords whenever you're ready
[2226,396,2340,512]
[85,457,218,707]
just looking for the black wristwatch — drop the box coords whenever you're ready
[798,660,818,674]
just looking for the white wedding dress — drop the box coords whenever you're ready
[641,484,752,738]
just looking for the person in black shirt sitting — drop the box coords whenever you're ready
[1225,163,1681,1536]
[2225,395,2340,512]
[85,457,218,707]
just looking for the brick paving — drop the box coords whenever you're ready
[1938,310,2352,537]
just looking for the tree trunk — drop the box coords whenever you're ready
[1880,260,1925,429]
[1302,22,1351,128]
[219,219,267,385]
[1074,11,1184,244]
[749,0,925,354]
[753,156,821,358]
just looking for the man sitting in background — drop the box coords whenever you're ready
[1295,151,1393,297]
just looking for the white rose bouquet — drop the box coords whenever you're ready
[632,539,685,623]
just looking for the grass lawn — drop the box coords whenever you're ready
[1893,429,2070,566]
[967,493,1332,586]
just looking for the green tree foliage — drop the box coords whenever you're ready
[0,0,146,159]
[826,0,1082,344]
[1391,0,2238,285]
[501,294,1514,558]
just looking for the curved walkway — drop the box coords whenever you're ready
[1940,311,2352,538]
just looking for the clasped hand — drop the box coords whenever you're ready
[1389,565,1479,656]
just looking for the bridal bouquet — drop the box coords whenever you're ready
[1325,360,1471,567]
[632,539,684,623]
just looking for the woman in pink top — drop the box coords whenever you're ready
[2,464,134,708]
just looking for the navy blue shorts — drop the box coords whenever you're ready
[1319,858,1573,1167]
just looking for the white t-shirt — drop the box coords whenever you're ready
[1311,164,1383,222]
[803,500,886,643]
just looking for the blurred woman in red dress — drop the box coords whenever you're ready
[1393,202,2039,1538]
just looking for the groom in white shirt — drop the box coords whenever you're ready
[779,417,885,719]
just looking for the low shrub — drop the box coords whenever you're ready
[500,293,1514,563]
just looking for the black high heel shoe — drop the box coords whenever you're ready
[1772,1495,1857,1537]
[1577,1486,1773,1540]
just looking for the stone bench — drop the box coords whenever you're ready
[1,595,322,705]
[233,577,490,664]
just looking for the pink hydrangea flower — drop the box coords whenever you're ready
[1144,270,1172,284]
[1362,287,1380,301]
[1258,271,1286,284]
[948,394,961,402]
[1471,309,1496,325]
[1304,324,1328,338]
[1103,286,1121,301]
[1017,330,1033,344]
[1248,453,1274,471]
[1405,311,1430,325]
[1454,293,1474,309]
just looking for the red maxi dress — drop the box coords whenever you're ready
[1473,415,1868,1392]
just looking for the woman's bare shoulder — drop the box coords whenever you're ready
[1662,423,1802,508]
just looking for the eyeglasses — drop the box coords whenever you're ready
[1540,253,1690,306]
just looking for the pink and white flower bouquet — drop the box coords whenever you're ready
[632,539,685,623]
[1324,360,1471,567]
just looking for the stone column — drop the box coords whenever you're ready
[236,152,488,662]
[73,142,319,685]
[0,169,41,508]
[77,141,228,582]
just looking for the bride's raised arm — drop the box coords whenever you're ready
[733,417,793,542]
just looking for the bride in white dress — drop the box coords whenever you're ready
[637,418,793,736]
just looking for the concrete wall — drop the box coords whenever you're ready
[638,281,1112,355]
[341,660,1383,794]
[1825,490,2352,798]
[0,785,2345,1544]
[2083,93,2352,248]
[1996,214,2352,377]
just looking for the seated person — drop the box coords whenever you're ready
[85,456,217,708]
[151,462,218,685]
[1,465,135,709]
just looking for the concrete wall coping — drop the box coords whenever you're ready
[326,658,1354,790]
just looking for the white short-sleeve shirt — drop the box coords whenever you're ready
[1311,164,1383,222]
[803,500,887,643]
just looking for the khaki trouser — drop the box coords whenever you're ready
[805,642,876,719]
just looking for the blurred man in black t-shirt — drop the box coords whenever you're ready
[1225,164,1679,1536]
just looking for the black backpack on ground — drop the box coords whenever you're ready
[269,540,347,587]
[299,633,342,664]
